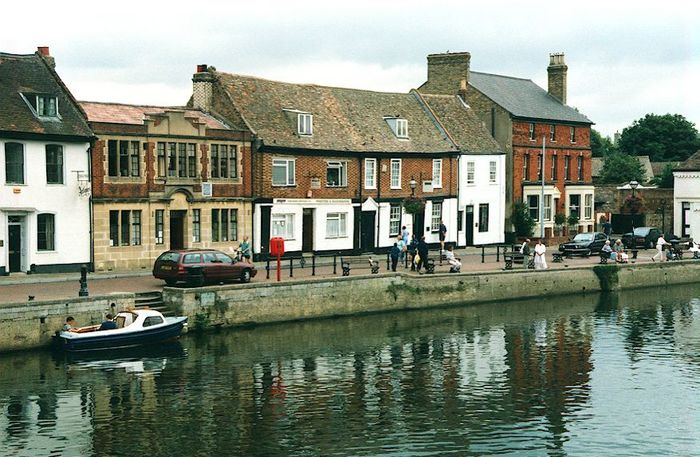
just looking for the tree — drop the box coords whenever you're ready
[511,202,535,237]
[651,163,675,188]
[590,129,615,157]
[598,152,646,184]
[617,113,700,161]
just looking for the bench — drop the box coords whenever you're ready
[693,251,700,260]
[552,252,564,263]
[424,259,436,274]
[503,253,534,270]
[599,251,611,264]
[341,257,380,276]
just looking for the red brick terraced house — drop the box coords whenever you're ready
[420,52,595,236]
[191,67,464,257]
[81,102,253,271]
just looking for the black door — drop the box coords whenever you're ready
[260,206,271,255]
[169,211,186,250]
[413,212,425,239]
[8,225,21,272]
[465,205,474,246]
[302,209,314,252]
[361,211,376,251]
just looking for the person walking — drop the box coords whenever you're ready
[402,226,410,245]
[239,235,252,264]
[520,238,531,269]
[534,239,548,270]
[408,234,419,271]
[390,242,401,272]
[439,221,447,252]
[396,235,406,264]
[417,235,429,273]
[652,234,666,262]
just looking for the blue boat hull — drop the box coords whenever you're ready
[55,318,187,352]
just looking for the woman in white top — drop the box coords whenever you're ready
[652,234,666,262]
[534,239,548,270]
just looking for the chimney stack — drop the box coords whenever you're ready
[423,52,471,96]
[37,46,55,69]
[547,52,567,104]
[192,64,215,112]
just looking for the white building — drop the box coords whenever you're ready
[673,151,700,239]
[0,48,92,274]
[458,154,506,245]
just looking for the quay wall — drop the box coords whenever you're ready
[1,261,699,352]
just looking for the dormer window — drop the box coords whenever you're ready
[385,117,408,139]
[298,113,313,136]
[22,93,59,119]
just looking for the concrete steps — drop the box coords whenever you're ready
[134,291,174,316]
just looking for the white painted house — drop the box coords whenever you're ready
[0,48,92,274]
[673,151,700,239]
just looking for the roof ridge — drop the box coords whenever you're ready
[0,52,37,58]
[470,70,532,82]
[79,100,192,110]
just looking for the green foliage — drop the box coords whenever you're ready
[651,163,675,188]
[591,129,616,157]
[511,202,535,237]
[599,152,646,184]
[402,196,425,215]
[618,113,700,161]
[554,213,567,226]
[567,214,580,227]
[621,196,644,214]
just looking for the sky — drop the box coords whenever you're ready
[2,0,698,138]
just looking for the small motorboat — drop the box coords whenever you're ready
[54,309,188,352]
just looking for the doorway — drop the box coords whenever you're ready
[169,210,186,249]
[361,210,376,251]
[8,217,23,272]
[465,205,474,246]
[302,208,314,252]
[413,212,425,239]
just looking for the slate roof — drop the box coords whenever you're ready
[469,71,593,124]
[215,73,459,154]
[0,51,92,139]
[675,150,700,171]
[651,161,682,176]
[80,101,230,130]
[592,155,654,182]
[417,93,503,155]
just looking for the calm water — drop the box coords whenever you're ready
[2,286,700,456]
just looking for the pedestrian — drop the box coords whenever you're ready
[602,219,612,237]
[534,239,547,270]
[439,220,447,252]
[63,316,78,332]
[396,235,406,263]
[239,235,252,264]
[520,238,531,269]
[402,226,410,245]
[417,235,429,273]
[601,240,613,261]
[408,234,419,271]
[390,242,400,272]
[652,233,666,262]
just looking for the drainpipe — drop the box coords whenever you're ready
[87,143,95,272]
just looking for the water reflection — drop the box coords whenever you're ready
[1,285,700,456]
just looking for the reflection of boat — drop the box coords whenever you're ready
[54,341,186,365]
[53,309,188,352]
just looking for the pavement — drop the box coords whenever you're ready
[0,246,666,305]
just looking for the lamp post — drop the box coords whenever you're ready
[409,177,417,197]
[629,180,639,231]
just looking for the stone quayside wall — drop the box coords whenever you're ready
[1,262,699,352]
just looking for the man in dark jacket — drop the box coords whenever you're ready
[417,236,429,273]
[390,242,401,272]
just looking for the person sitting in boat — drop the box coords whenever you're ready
[98,313,117,331]
[63,316,79,332]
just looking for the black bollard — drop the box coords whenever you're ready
[78,265,89,297]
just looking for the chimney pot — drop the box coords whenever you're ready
[423,52,471,96]
[37,46,50,56]
[196,64,208,73]
[547,52,568,104]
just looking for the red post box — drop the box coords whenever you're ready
[269,237,285,257]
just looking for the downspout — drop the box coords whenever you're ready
[376,157,381,249]
[358,156,363,251]
[87,143,95,272]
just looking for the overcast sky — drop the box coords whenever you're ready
[2,1,698,137]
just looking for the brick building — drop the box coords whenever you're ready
[81,102,253,271]
[191,67,467,256]
[420,52,595,236]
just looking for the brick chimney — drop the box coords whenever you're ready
[192,64,215,112]
[37,46,55,69]
[422,52,471,96]
[547,52,567,104]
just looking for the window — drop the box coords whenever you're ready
[529,123,535,140]
[528,195,539,221]
[183,253,201,264]
[396,119,408,138]
[272,214,295,239]
[43,144,64,184]
[564,155,571,181]
[5,142,24,184]
[211,144,219,178]
[221,209,229,242]
[536,154,542,181]
[551,155,558,180]
[131,142,140,177]
[108,140,140,177]
[584,194,593,219]
[230,209,238,241]
[272,158,296,186]
[143,316,164,327]
[211,208,237,242]
[24,94,59,118]
[37,213,55,251]
[109,211,119,246]
[544,195,552,221]
[550,125,556,141]
[298,113,313,135]
[131,211,141,245]
[211,145,235,179]
[478,204,489,232]
[326,161,347,187]
[390,159,401,189]
[157,143,166,177]
[523,154,530,181]
[431,202,442,232]
[489,161,497,183]
[187,144,197,178]
[167,143,177,177]
[389,204,401,236]
[466,161,475,184]
[682,202,691,237]
[155,210,164,244]
[364,158,376,189]
[178,144,186,178]
[577,155,584,181]
[192,209,200,243]
[109,210,141,246]
[121,211,130,246]
[326,213,347,238]
[569,194,580,218]
[158,142,196,178]
[432,159,442,188]
[212,209,220,242]
[570,126,576,143]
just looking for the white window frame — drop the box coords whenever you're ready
[390,159,401,189]
[528,195,540,222]
[431,202,442,232]
[298,113,313,136]
[584,194,593,220]
[544,195,552,221]
[489,161,497,183]
[389,204,401,236]
[326,212,347,239]
[570,126,576,143]
[326,160,347,187]
[271,213,295,240]
[550,124,556,141]
[396,119,408,139]
[364,158,376,189]
[529,123,535,140]
[271,158,296,186]
[432,159,442,188]
[466,161,475,184]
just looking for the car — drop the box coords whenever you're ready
[621,227,662,249]
[153,249,257,287]
[558,232,609,256]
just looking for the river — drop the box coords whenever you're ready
[1,285,700,456]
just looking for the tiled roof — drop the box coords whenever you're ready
[675,150,700,171]
[216,73,459,154]
[0,51,92,138]
[651,161,682,176]
[592,155,654,182]
[80,101,230,130]
[469,71,593,124]
[417,93,502,155]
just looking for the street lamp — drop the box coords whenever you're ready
[629,180,639,198]
[409,176,417,196]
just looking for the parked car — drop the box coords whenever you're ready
[153,249,256,287]
[621,227,662,249]
[558,232,609,256]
